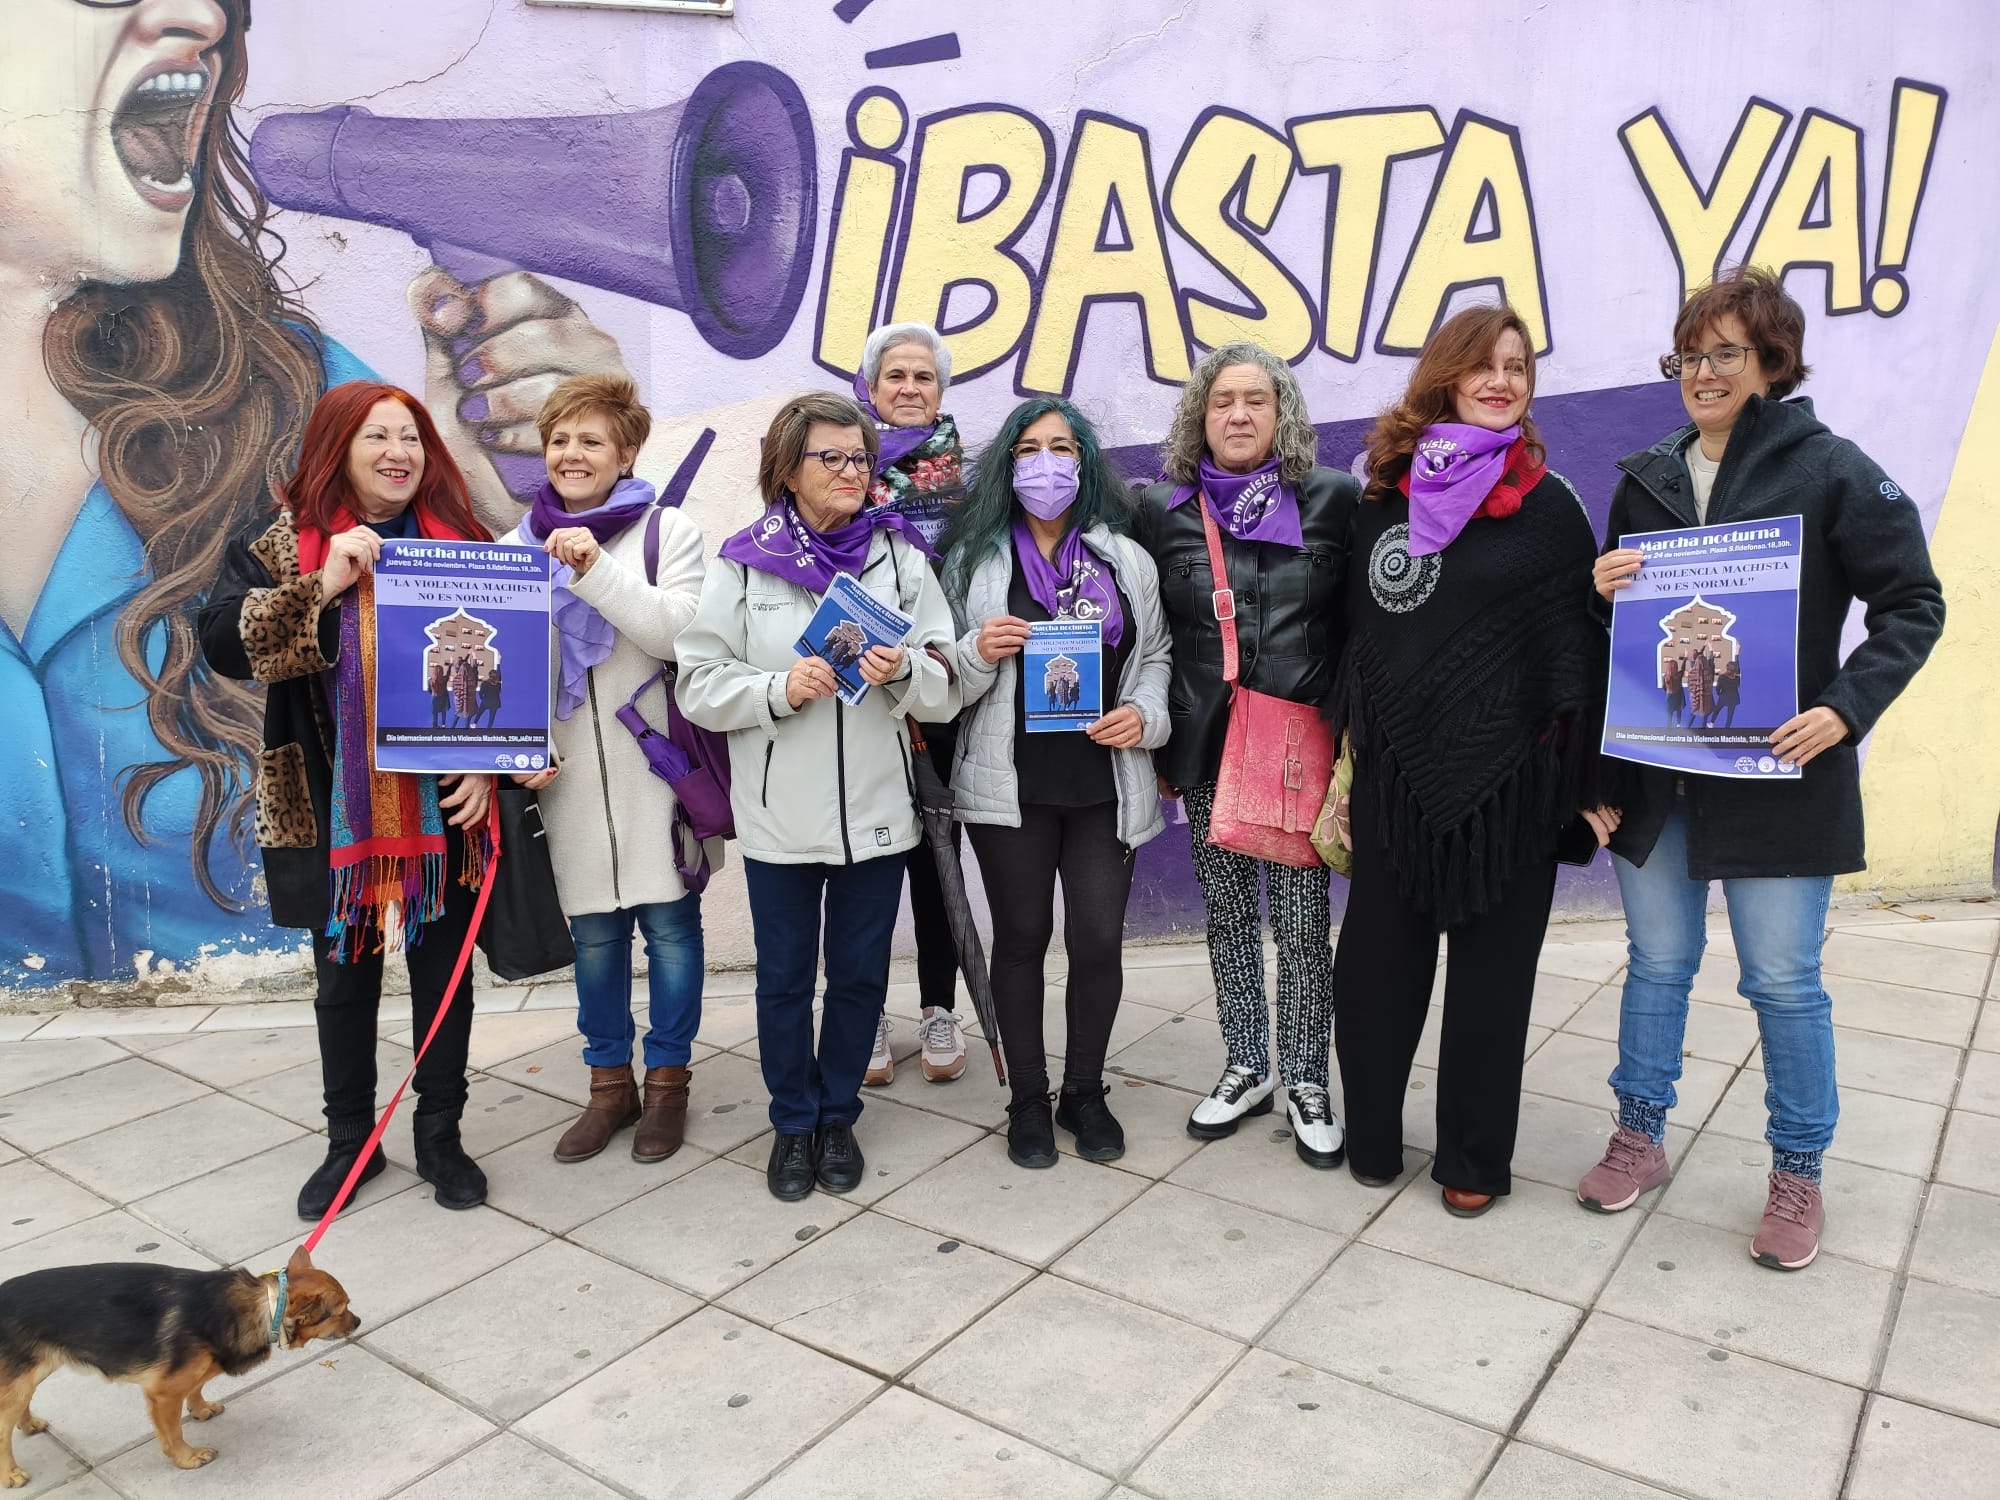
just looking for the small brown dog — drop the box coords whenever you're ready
[0,1243,357,1486]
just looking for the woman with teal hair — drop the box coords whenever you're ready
[942,398,1173,1169]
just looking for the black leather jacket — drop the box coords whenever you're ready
[1133,467,1359,787]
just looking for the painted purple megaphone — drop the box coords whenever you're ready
[250,62,816,493]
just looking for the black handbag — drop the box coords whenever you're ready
[477,786,576,981]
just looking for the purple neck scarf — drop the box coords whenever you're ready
[852,370,937,470]
[719,498,916,594]
[524,476,657,721]
[1406,422,1519,557]
[1168,455,1304,547]
[1011,520,1125,647]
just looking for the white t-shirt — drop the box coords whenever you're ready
[1686,441,1721,522]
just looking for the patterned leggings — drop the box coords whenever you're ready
[1181,781,1335,1088]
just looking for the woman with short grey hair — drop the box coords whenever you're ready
[1134,342,1359,1170]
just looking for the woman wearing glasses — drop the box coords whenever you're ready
[677,392,959,1201]
[941,398,1171,1168]
[1579,266,1943,1270]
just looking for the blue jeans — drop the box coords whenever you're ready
[743,853,906,1135]
[1609,801,1837,1161]
[570,897,704,1070]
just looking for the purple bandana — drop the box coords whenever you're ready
[1406,422,1520,557]
[1012,520,1125,647]
[719,498,916,594]
[521,476,657,721]
[1168,455,1304,547]
[852,370,936,470]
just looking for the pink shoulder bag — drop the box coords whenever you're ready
[1198,501,1334,868]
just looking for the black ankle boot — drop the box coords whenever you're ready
[297,1136,385,1220]
[1006,1089,1057,1169]
[412,1113,487,1210]
[1055,1082,1126,1162]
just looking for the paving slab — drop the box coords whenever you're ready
[1821,974,1979,1046]
[875,1135,1146,1266]
[720,1212,1029,1377]
[392,1434,623,1500]
[1957,1049,2000,1115]
[0,1211,213,1281]
[1264,1242,1579,1430]
[751,1385,1106,1500]
[1531,941,1629,985]
[0,1038,125,1100]
[1738,1022,1963,1105]
[1474,1444,1678,1499]
[1104,1011,1230,1092]
[133,1134,416,1264]
[1820,928,1991,995]
[1908,1182,2000,1297]
[478,1121,710,1233]
[1053,1180,1339,1341]
[364,1239,697,1421]
[518,1307,880,1500]
[1507,1091,1695,1195]
[1936,1108,2000,1195]
[909,1276,1240,1475]
[1527,973,1602,1030]
[1846,1394,2000,1500]
[0,1014,51,1043]
[1844,915,1998,952]
[1705,1071,1945,1177]
[1132,1347,1499,1500]
[1521,1313,1862,1500]
[40,1093,303,1203]
[140,1027,322,1089]
[1522,1032,1734,1122]
[0,1160,116,1252]
[1563,991,1762,1065]
[1877,1277,2000,1424]
[227,1038,415,1130]
[0,1057,212,1153]
[0,1431,90,1500]
[32,1008,209,1041]
[1165,1116,1425,1235]
[728,1094,985,1206]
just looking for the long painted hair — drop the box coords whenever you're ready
[40,0,328,905]
[282,383,486,542]
[1361,304,1545,501]
[941,397,1132,603]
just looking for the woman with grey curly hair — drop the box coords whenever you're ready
[1133,341,1359,1170]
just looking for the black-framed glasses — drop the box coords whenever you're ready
[803,448,876,476]
[1660,344,1752,380]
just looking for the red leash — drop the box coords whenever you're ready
[302,801,502,1254]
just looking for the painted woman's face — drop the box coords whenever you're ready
[2,0,227,285]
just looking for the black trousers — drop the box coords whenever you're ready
[1332,775,1558,1196]
[966,800,1133,1096]
[311,824,478,1138]
[905,724,961,1011]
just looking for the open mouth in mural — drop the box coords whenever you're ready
[111,66,210,212]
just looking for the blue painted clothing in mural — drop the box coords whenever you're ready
[0,338,373,987]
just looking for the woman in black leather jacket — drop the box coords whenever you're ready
[1133,342,1358,1169]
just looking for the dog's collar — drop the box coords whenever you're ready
[266,1269,288,1346]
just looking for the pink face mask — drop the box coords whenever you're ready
[1013,450,1080,520]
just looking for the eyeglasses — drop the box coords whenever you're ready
[1659,344,1752,380]
[803,449,876,476]
[1011,438,1080,459]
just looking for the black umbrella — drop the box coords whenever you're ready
[908,737,1006,1085]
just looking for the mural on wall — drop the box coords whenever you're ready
[1,0,1988,989]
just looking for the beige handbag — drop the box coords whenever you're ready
[1310,735,1356,879]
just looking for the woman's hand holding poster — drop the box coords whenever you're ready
[372,539,552,774]
[1602,517,1803,780]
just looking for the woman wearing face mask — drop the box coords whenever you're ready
[942,399,1171,1167]
[1580,267,1943,1270]
[677,392,958,1202]
[1330,305,1615,1218]
[850,322,970,1086]
[500,375,709,1168]
[199,382,496,1218]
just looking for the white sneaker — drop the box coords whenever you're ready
[1186,1065,1275,1139]
[917,1006,967,1082]
[1285,1084,1345,1169]
[864,1014,894,1086]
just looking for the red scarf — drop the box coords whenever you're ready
[1397,435,1547,520]
[294,503,471,573]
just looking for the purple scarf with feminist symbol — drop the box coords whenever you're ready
[1406,422,1520,557]
[1011,520,1126,646]
[520,476,657,720]
[719,498,919,593]
[1167,455,1304,548]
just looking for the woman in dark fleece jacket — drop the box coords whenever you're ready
[1577,267,1944,1272]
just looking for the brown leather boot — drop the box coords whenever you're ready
[553,1065,640,1163]
[632,1065,691,1163]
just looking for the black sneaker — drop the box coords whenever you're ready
[1006,1091,1058,1169]
[767,1132,815,1201]
[297,1140,386,1220]
[814,1121,865,1194]
[1055,1082,1126,1161]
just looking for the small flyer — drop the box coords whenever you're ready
[794,571,915,706]
[1602,515,1803,780]
[371,538,553,775]
[1022,620,1103,733]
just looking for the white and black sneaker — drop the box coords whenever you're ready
[1285,1084,1345,1168]
[1186,1065,1276,1140]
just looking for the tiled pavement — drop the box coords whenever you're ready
[3,902,1998,1499]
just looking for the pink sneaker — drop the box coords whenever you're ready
[1577,1125,1671,1212]
[1750,1171,1823,1270]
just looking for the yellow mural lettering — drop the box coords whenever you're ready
[1620,100,1790,305]
[1164,108,1314,362]
[1379,115,1550,354]
[815,89,909,375]
[1021,113,1190,392]
[888,106,1053,380]
[1746,109,1866,313]
[1868,80,1947,315]
[1289,107,1446,360]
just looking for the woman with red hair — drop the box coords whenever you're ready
[201,382,497,1218]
